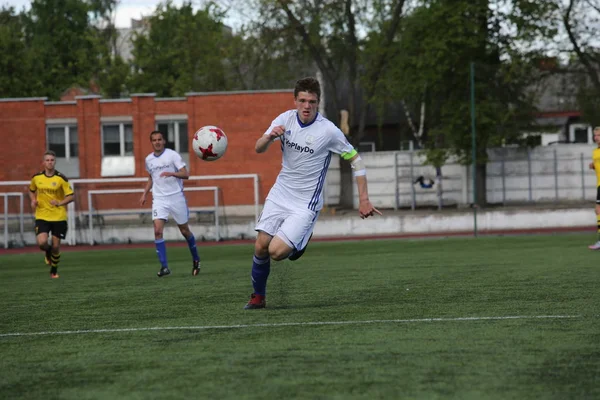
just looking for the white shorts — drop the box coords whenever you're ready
[255,199,319,250]
[152,193,189,225]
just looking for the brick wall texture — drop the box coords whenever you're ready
[0,91,296,213]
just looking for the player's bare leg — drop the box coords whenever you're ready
[178,223,200,275]
[268,235,294,261]
[36,232,52,266]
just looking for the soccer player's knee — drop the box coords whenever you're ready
[154,229,163,239]
[268,246,290,261]
[254,241,269,258]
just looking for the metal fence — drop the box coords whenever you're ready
[323,144,598,209]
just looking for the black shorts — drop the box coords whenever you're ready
[597,187,600,204]
[35,220,68,239]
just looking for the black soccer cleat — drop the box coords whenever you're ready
[157,267,171,277]
[288,233,313,261]
[192,260,200,276]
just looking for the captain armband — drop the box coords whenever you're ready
[350,155,366,177]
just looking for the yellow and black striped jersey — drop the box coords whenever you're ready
[29,171,74,221]
[593,148,600,187]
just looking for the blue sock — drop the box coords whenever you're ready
[251,255,271,296]
[186,234,200,262]
[155,239,168,267]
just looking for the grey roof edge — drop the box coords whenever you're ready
[74,95,102,100]
[45,101,77,105]
[185,89,294,96]
[0,97,48,102]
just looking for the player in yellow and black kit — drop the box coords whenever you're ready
[588,127,600,250]
[28,151,74,278]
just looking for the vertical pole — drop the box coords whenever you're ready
[88,191,94,246]
[527,149,532,202]
[554,148,559,202]
[410,151,416,211]
[19,194,24,245]
[4,195,8,249]
[394,152,399,210]
[470,62,478,237]
[501,152,506,205]
[581,153,586,200]
[214,188,220,242]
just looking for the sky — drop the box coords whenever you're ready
[2,0,245,29]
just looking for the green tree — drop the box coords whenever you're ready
[22,0,112,99]
[0,6,39,97]
[221,25,311,91]
[381,0,553,206]
[246,0,409,207]
[561,0,600,127]
[129,1,229,96]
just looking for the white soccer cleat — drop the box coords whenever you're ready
[588,241,600,250]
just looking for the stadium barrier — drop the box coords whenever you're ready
[0,174,259,247]
[86,187,220,244]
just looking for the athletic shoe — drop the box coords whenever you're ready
[244,293,266,309]
[288,233,313,261]
[50,272,60,279]
[192,260,200,276]
[157,267,171,277]
[588,241,600,250]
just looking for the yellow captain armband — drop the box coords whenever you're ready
[341,149,358,161]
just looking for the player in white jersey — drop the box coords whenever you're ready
[244,77,381,309]
[140,131,201,277]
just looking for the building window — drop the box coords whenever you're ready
[102,123,133,156]
[47,125,78,158]
[156,121,188,153]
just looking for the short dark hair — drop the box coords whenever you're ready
[150,130,166,141]
[294,77,321,100]
[43,150,56,158]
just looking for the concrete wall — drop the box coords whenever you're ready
[2,206,594,247]
[323,144,597,209]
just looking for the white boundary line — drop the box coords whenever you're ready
[0,314,583,338]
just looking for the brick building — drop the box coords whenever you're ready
[0,90,294,212]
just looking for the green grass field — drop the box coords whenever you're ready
[1,234,599,399]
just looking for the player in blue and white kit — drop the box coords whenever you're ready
[244,77,381,309]
[140,131,201,277]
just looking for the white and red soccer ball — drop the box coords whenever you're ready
[192,125,228,161]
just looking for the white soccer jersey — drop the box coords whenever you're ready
[145,148,187,197]
[264,110,355,211]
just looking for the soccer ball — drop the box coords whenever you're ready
[192,125,228,161]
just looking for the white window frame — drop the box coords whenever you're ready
[155,121,187,153]
[101,122,133,157]
[46,124,78,159]
[155,115,188,154]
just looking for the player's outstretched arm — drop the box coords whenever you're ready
[160,167,189,180]
[256,125,285,153]
[51,194,74,207]
[349,154,382,219]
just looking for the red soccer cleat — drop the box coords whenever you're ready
[244,293,266,310]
